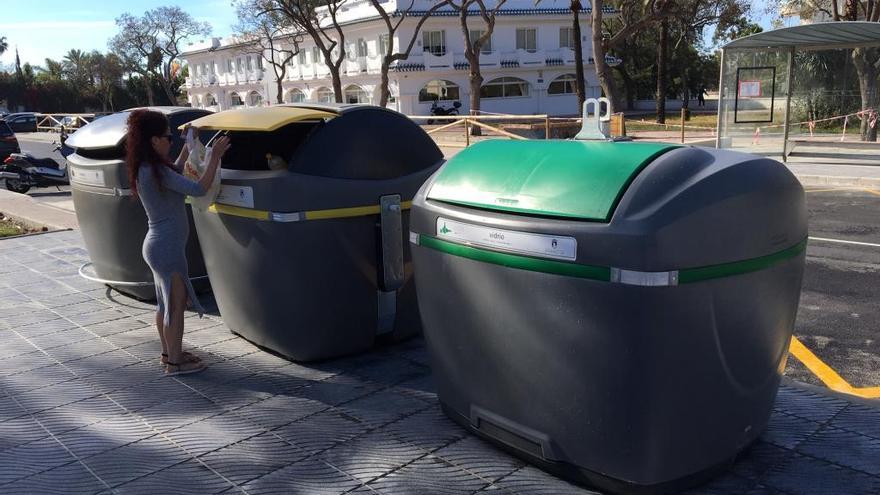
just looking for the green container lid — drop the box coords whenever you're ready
[428,140,678,222]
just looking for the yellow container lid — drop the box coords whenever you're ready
[179,106,337,132]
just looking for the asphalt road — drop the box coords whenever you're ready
[788,188,880,389]
[6,137,880,392]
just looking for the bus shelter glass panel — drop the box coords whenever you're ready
[718,49,791,156]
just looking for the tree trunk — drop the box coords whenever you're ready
[591,0,618,113]
[144,76,155,106]
[852,47,879,142]
[330,68,343,103]
[379,58,391,107]
[158,76,176,105]
[656,20,668,124]
[571,3,586,113]
[469,71,483,136]
[276,78,284,104]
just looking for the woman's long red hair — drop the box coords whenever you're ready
[126,109,172,199]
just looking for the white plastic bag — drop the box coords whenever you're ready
[182,128,221,211]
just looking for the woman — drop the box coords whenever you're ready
[126,109,230,376]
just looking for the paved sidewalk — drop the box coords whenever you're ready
[1,230,880,494]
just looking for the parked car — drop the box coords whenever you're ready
[0,121,21,162]
[2,113,39,133]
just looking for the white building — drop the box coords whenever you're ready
[181,0,616,117]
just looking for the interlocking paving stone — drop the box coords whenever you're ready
[112,458,237,494]
[54,413,157,459]
[0,416,51,451]
[0,460,108,494]
[165,411,266,456]
[1,230,880,495]
[80,435,192,488]
[320,432,427,483]
[200,432,308,485]
[274,409,370,455]
[760,411,823,450]
[833,404,880,440]
[796,427,880,476]
[0,437,76,485]
[759,453,880,495]
[335,388,433,430]
[233,394,329,429]
[32,396,127,436]
[366,453,493,494]
[242,457,363,494]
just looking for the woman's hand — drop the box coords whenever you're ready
[211,135,231,161]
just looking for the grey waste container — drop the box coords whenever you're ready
[409,140,807,494]
[66,107,211,300]
[188,104,443,361]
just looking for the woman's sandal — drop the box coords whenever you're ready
[159,351,202,366]
[165,360,207,377]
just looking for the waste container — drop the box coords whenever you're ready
[187,104,443,361]
[66,107,211,300]
[410,140,807,494]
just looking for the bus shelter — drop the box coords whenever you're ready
[716,22,880,160]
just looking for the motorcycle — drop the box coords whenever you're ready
[427,100,462,125]
[0,137,70,194]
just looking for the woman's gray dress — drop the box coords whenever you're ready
[138,162,207,327]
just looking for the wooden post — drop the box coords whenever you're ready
[680,108,686,144]
[465,118,470,147]
[545,116,551,139]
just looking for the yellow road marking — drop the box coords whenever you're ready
[862,188,880,197]
[788,336,880,399]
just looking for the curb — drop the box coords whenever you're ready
[795,174,880,189]
[0,189,78,231]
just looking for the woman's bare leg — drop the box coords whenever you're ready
[156,311,167,357]
[163,273,188,364]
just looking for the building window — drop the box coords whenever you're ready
[469,30,492,54]
[548,74,577,95]
[344,84,369,104]
[205,94,218,106]
[211,61,217,74]
[227,59,233,73]
[516,28,537,53]
[257,57,264,70]
[422,30,446,56]
[379,34,389,56]
[194,64,201,76]
[203,63,210,75]
[357,38,368,57]
[559,27,575,49]
[230,92,244,107]
[247,55,254,71]
[419,80,460,102]
[247,91,262,107]
[286,88,305,103]
[347,42,357,61]
[236,57,243,73]
[298,50,306,64]
[480,77,530,98]
[315,87,334,103]
[312,47,320,65]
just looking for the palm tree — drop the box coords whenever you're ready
[0,36,8,57]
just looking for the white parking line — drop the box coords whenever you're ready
[809,236,880,248]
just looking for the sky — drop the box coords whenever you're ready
[0,0,238,69]
[0,0,780,70]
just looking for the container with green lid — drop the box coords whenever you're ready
[409,140,807,494]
